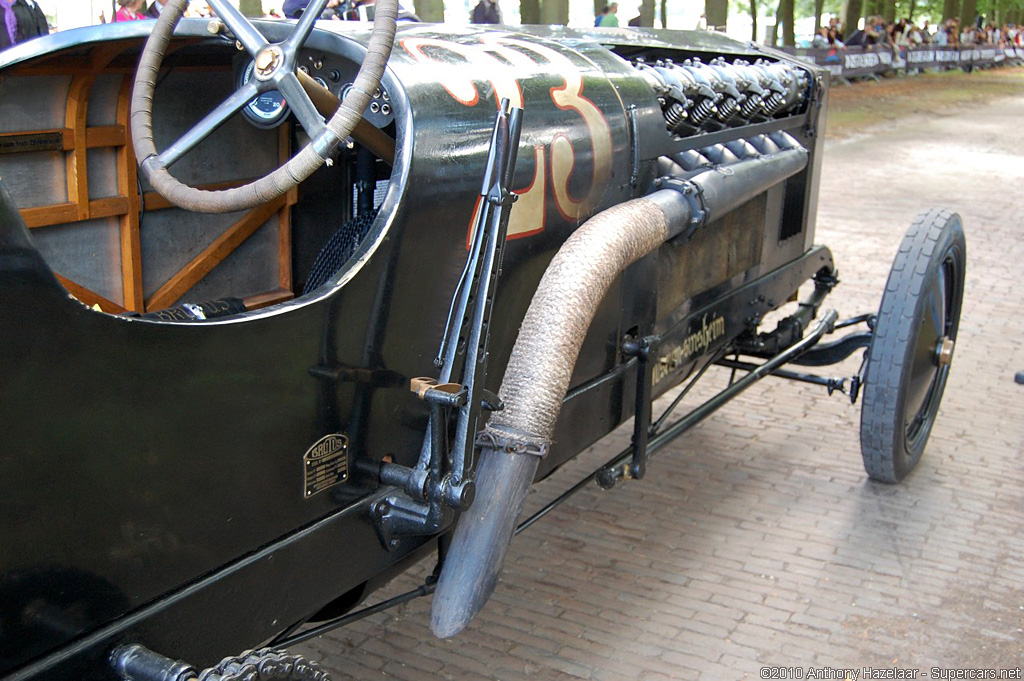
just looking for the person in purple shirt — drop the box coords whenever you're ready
[0,0,48,51]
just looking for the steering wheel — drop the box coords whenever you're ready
[130,0,397,214]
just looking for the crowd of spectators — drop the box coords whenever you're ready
[811,18,846,48]
[0,0,423,52]
[5,1,1024,54]
[828,14,1023,51]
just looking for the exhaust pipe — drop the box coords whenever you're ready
[430,135,808,638]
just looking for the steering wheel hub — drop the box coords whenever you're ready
[254,45,284,80]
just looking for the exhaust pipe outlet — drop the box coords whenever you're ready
[428,425,549,638]
[430,139,808,638]
[431,197,673,638]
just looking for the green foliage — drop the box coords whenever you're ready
[905,0,950,22]
[238,0,262,17]
[976,0,1024,24]
[795,0,842,19]
[728,0,761,18]
[414,0,445,21]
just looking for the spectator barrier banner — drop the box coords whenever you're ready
[785,45,1024,79]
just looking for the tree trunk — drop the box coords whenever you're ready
[414,0,444,21]
[842,0,862,35]
[960,0,976,26]
[769,0,783,45]
[750,0,758,40]
[639,0,655,25]
[705,0,728,28]
[882,0,896,22]
[907,0,916,20]
[942,0,958,21]
[780,0,795,45]
[521,0,540,24]
[814,0,825,29]
[661,0,668,26]
[594,0,604,22]
[540,0,569,25]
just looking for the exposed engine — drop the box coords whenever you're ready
[636,56,809,137]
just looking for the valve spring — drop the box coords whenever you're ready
[690,97,715,126]
[740,94,764,119]
[762,92,786,116]
[716,97,740,122]
[664,101,688,133]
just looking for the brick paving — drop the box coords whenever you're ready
[293,91,1024,679]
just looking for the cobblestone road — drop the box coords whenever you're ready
[294,89,1024,680]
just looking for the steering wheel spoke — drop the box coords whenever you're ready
[207,0,268,57]
[282,0,332,54]
[159,79,262,168]
[277,73,326,138]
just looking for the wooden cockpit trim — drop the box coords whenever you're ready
[11,42,296,317]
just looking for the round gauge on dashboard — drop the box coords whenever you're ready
[238,60,288,129]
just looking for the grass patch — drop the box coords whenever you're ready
[824,66,1024,139]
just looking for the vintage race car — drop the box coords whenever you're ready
[0,0,965,679]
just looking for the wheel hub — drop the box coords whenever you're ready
[935,336,955,367]
[254,46,284,81]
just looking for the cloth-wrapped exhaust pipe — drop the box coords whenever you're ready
[430,136,808,638]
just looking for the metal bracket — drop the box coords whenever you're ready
[372,494,452,551]
[627,104,641,188]
[623,335,658,481]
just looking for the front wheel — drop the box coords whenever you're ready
[860,208,966,483]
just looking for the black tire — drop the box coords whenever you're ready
[860,208,966,483]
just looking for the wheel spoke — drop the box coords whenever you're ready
[207,0,268,57]
[159,80,262,169]
[277,73,326,138]
[282,0,331,54]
